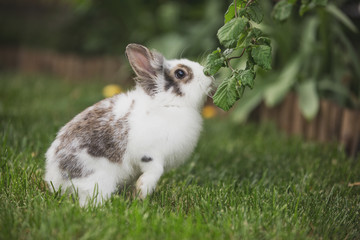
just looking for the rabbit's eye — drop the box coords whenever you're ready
[175,69,186,79]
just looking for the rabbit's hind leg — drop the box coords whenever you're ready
[71,154,126,206]
[71,168,120,206]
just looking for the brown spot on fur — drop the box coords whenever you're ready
[58,153,94,179]
[55,97,135,179]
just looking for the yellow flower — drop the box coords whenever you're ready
[103,84,122,98]
[202,105,217,119]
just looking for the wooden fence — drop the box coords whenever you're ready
[254,93,360,157]
[0,47,128,83]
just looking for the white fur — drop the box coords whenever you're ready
[45,51,213,206]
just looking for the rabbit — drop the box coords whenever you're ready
[44,43,214,206]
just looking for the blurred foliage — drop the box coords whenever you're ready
[0,0,359,118]
[231,0,360,122]
[0,0,226,59]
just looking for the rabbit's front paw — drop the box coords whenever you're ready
[135,174,157,199]
[135,164,164,199]
[135,177,149,199]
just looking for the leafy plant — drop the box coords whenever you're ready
[203,0,272,111]
[206,0,359,120]
[231,0,360,122]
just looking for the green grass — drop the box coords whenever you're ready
[1,72,360,240]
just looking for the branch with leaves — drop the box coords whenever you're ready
[203,0,272,111]
[203,0,333,111]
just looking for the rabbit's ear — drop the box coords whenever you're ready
[126,44,164,80]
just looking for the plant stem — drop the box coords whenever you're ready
[226,48,246,72]
[226,58,235,71]
[228,48,246,61]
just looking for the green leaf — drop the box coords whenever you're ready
[243,1,264,24]
[203,49,225,76]
[213,73,240,111]
[217,18,249,48]
[264,56,301,106]
[272,0,294,21]
[237,31,249,48]
[241,28,270,48]
[246,55,255,71]
[235,84,245,99]
[240,27,262,48]
[224,3,235,23]
[257,37,271,46]
[326,4,358,33]
[297,79,319,120]
[251,45,272,70]
[238,69,255,89]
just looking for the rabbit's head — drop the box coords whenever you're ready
[126,44,213,109]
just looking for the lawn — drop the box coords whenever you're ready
[1,73,359,240]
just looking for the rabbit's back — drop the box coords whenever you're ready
[45,93,136,192]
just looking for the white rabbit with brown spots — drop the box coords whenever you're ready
[45,44,213,206]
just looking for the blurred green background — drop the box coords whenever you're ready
[0,0,226,59]
[0,0,359,116]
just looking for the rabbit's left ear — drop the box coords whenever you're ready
[126,44,164,80]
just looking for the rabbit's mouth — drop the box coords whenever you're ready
[199,76,216,99]
[208,76,216,95]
